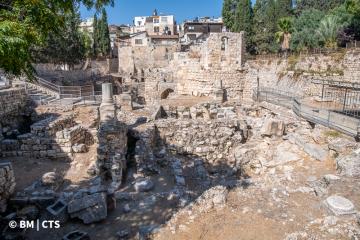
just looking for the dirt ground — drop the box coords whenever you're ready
[153,157,360,240]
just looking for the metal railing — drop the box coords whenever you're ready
[21,76,103,106]
[254,87,360,137]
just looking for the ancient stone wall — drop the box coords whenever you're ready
[0,115,94,158]
[143,32,246,103]
[242,49,360,100]
[118,45,180,75]
[0,87,28,140]
[155,119,249,170]
[343,50,360,82]
[0,162,15,212]
[0,87,27,119]
[96,120,127,190]
[161,102,238,120]
[119,32,360,104]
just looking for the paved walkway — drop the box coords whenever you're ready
[255,89,360,137]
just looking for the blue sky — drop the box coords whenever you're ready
[80,0,226,25]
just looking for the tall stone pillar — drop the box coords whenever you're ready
[100,83,116,122]
[213,80,225,103]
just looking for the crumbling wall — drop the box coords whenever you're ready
[0,162,15,212]
[155,119,249,170]
[96,120,127,190]
[0,115,94,158]
[118,45,180,74]
[242,49,360,100]
[0,87,28,140]
[161,102,238,120]
[143,32,246,102]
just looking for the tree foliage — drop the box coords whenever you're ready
[276,0,293,18]
[233,0,253,51]
[93,9,111,57]
[316,15,343,48]
[275,17,294,50]
[290,9,325,51]
[222,0,236,31]
[296,0,346,13]
[0,0,114,78]
[33,10,86,68]
[222,0,359,53]
[99,8,111,57]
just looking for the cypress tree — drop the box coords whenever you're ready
[265,0,280,52]
[93,14,99,57]
[276,0,293,17]
[222,0,236,31]
[233,0,253,51]
[253,0,268,53]
[99,8,111,57]
[253,0,280,53]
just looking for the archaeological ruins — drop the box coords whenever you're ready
[1,31,360,240]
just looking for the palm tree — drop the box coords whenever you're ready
[316,15,341,49]
[275,17,293,53]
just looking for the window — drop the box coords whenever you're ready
[161,17,168,23]
[137,21,142,26]
[188,26,195,30]
[154,26,160,33]
[153,18,160,23]
[135,39,143,45]
[221,37,229,51]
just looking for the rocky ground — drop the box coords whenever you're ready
[1,100,360,240]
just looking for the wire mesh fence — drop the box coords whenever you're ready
[254,87,360,137]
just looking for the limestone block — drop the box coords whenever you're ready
[336,151,360,177]
[324,195,356,216]
[261,119,285,137]
[68,192,107,224]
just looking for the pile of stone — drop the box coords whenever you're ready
[156,118,249,166]
[30,115,76,137]
[55,125,93,154]
[161,102,237,120]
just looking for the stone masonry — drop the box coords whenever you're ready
[0,162,15,212]
[0,87,27,140]
[0,115,94,158]
[155,118,249,170]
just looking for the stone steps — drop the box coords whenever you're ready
[26,86,57,105]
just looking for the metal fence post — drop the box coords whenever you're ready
[343,88,348,112]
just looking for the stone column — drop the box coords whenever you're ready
[100,83,116,122]
[213,80,225,103]
[101,83,113,104]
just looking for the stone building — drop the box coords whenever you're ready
[132,9,177,36]
[143,32,246,103]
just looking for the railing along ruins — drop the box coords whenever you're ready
[20,76,107,105]
[253,87,360,138]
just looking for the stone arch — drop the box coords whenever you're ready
[160,88,174,99]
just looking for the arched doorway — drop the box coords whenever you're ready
[160,88,174,99]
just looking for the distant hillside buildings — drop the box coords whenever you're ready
[79,9,224,50]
